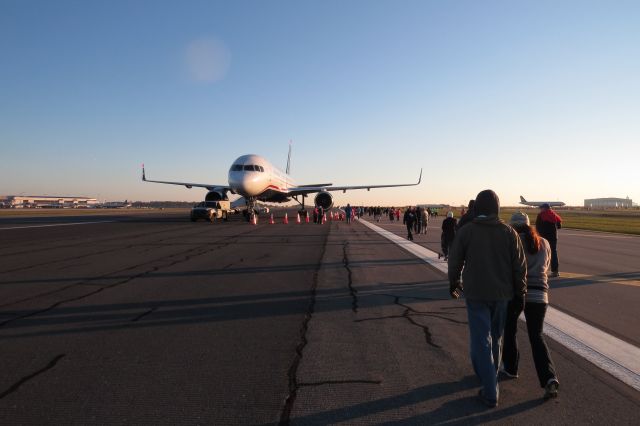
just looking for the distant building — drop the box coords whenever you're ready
[584,197,633,209]
[0,195,99,209]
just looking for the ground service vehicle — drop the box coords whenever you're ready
[190,201,230,222]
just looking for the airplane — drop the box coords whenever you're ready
[142,147,422,220]
[519,196,565,208]
[98,200,132,209]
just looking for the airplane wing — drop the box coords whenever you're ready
[286,169,422,195]
[142,165,231,191]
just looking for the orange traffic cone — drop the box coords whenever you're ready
[322,214,327,224]
[284,213,289,224]
[270,213,275,224]
[297,213,301,224]
[305,214,310,223]
[252,214,257,225]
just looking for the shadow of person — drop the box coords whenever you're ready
[286,375,478,425]
[386,395,545,425]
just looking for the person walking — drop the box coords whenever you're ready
[415,206,423,234]
[457,199,476,230]
[448,190,527,408]
[345,203,352,224]
[403,207,416,241]
[441,212,457,260]
[535,204,562,277]
[503,212,560,400]
[421,206,429,234]
[395,208,401,221]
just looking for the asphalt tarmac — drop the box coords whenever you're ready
[371,215,640,347]
[0,210,638,425]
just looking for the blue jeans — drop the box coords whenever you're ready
[466,300,508,403]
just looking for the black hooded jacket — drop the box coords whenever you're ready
[448,190,527,301]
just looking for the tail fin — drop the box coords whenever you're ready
[286,141,292,175]
[520,196,526,203]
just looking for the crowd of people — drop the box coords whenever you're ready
[338,195,563,407]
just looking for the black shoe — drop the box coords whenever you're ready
[499,366,519,379]
[477,389,498,408]
[544,378,559,400]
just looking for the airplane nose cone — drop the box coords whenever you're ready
[229,171,262,196]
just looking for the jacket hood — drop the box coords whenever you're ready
[474,189,500,216]
[472,215,503,225]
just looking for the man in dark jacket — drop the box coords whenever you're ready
[535,204,562,277]
[448,190,527,408]
[441,212,457,260]
[403,207,416,240]
[456,199,476,230]
[414,206,423,233]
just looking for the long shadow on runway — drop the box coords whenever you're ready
[0,258,425,286]
[276,375,484,425]
[0,280,453,339]
[550,271,640,289]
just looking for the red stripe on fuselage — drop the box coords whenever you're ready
[261,184,287,194]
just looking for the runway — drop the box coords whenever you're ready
[0,210,638,424]
[369,215,640,347]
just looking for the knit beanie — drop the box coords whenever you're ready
[474,189,500,216]
[510,211,530,226]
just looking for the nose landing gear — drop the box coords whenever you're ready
[244,197,258,222]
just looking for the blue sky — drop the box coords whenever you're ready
[1,0,638,206]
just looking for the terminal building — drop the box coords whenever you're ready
[0,195,99,209]
[584,197,633,209]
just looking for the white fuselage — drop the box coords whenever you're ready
[227,154,296,202]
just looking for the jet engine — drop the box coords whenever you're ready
[205,191,228,202]
[314,192,333,209]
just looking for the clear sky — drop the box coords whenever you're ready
[1,0,639,206]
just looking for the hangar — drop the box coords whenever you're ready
[584,197,633,209]
[0,195,99,209]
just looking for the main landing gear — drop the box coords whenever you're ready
[293,194,308,218]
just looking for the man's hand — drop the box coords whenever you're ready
[449,281,462,299]
[511,294,525,313]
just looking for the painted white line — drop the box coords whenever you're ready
[0,220,117,231]
[360,219,640,392]
[561,232,637,239]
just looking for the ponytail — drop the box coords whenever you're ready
[513,224,542,254]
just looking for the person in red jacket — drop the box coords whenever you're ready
[535,204,562,277]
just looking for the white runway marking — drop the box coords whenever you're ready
[0,221,117,231]
[360,219,640,392]
[560,231,637,239]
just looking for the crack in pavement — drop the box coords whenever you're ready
[298,379,382,387]
[0,226,206,274]
[359,294,470,349]
[279,231,329,426]
[342,241,358,313]
[0,229,256,327]
[131,306,158,322]
[0,354,66,400]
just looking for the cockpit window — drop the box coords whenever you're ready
[257,166,264,172]
[244,165,254,171]
[231,164,243,171]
